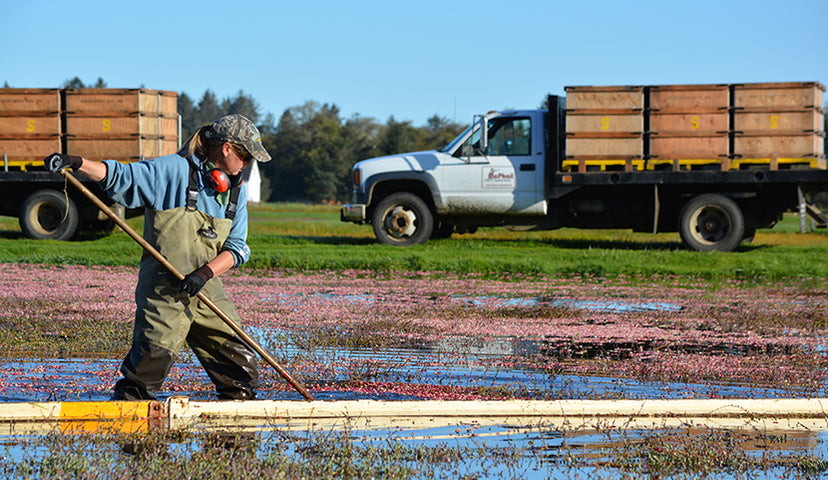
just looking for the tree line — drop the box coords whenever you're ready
[178,91,464,204]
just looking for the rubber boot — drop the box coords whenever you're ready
[111,342,175,401]
[197,337,260,400]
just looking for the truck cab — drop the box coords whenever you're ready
[341,109,551,245]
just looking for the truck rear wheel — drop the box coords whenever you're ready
[679,194,744,252]
[372,192,433,246]
[19,189,79,240]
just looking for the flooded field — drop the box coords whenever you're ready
[1,264,827,478]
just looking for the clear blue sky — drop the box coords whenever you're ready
[2,0,826,127]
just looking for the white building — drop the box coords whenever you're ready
[244,160,262,203]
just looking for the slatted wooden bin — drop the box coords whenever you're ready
[65,137,179,161]
[64,88,179,161]
[0,89,63,169]
[564,86,645,172]
[648,84,730,170]
[732,82,825,169]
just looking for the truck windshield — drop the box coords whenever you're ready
[442,116,531,157]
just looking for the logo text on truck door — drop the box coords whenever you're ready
[482,167,516,189]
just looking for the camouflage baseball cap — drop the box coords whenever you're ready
[207,114,271,163]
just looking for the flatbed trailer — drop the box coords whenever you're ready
[0,88,179,239]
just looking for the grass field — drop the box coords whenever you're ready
[0,203,825,285]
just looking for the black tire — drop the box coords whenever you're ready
[431,221,454,240]
[679,194,744,252]
[19,189,79,240]
[371,192,433,246]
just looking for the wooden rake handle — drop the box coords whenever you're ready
[60,169,314,400]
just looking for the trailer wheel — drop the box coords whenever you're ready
[372,192,433,246]
[19,190,79,240]
[679,194,744,252]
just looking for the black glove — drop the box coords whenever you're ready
[178,264,214,296]
[45,153,83,172]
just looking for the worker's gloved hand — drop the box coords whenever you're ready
[178,264,214,296]
[45,153,83,172]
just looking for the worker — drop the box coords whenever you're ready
[46,114,271,401]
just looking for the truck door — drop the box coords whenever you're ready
[443,115,544,214]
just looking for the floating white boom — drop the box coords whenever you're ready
[2,397,827,435]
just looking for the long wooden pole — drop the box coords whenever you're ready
[60,170,314,400]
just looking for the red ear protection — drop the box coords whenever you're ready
[209,169,230,193]
[208,169,242,193]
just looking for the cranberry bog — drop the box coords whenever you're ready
[1,260,827,478]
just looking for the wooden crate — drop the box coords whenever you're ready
[734,109,823,133]
[0,136,62,167]
[566,111,643,133]
[66,115,178,137]
[565,134,644,158]
[649,84,729,110]
[564,86,644,110]
[733,82,825,109]
[0,88,61,114]
[649,133,729,159]
[650,111,729,134]
[0,115,61,136]
[64,89,178,117]
[733,133,824,159]
[66,136,178,161]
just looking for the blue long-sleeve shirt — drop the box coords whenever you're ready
[98,154,251,267]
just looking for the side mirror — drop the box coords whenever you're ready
[478,116,488,153]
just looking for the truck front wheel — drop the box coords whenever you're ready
[19,189,79,240]
[372,192,433,246]
[679,194,744,252]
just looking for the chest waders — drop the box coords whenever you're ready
[112,164,259,400]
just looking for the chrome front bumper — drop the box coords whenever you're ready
[340,203,366,223]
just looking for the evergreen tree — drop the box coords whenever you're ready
[377,116,416,156]
[62,77,86,88]
[196,90,223,127]
[303,104,346,203]
[262,108,305,201]
[177,93,197,140]
[422,115,464,150]
[223,90,260,123]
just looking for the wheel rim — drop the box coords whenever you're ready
[689,205,731,245]
[28,201,62,235]
[383,205,418,239]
